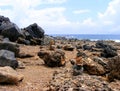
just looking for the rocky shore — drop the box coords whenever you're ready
[0,15,120,91]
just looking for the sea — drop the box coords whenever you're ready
[50,34,120,42]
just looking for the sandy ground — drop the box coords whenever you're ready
[0,44,77,91]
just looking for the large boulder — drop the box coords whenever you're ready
[0,41,20,57]
[23,23,44,39]
[1,23,23,41]
[0,15,23,41]
[0,50,18,69]
[107,56,120,81]
[0,66,23,84]
[20,23,45,45]
[38,49,66,67]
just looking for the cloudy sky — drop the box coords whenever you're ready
[0,0,120,34]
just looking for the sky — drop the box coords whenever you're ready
[0,0,120,34]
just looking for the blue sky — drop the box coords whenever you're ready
[0,0,120,34]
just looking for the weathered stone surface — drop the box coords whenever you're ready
[83,58,106,75]
[96,41,118,58]
[107,56,120,81]
[0,66,24,84]
[38,49,66,67]
[1,23,23,41]
[0,15,23,41]
[47,69,111,91]
[23,23,44,39]
[101,46,118,58]
[0,41,20,57]
[0,50,18,69]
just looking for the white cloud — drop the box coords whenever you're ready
[73,9,90,14]
[0,0,120,34]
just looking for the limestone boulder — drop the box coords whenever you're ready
[0,66,24,84]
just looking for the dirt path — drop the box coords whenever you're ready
[0,45,77,91]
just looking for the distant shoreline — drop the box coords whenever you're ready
[49,34,120,42]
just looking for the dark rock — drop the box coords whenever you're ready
[101,46,117,58]
[76,44,82,49]
[16,37,30,45]
[38,49,66,67]
[1,23,23,41]
[96,41,117,51]
[107,56,120,81]
[63,44,74,51]
[82,44,94,51]
[0,50,18,69]
[21,23,45,45]
[96,41,118,58]
[0,41,20,57]
[23,23,44,39]
[73,65,84,76]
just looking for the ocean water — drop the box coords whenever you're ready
[50,34,120,42]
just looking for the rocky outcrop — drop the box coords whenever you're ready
[0,66,24,84]
[101,46,118,58]
[38,49,66,67]
[21,23,45,45]
[96,41,118,58]
[47,69,112,91]
[107,56,120,81]
[0,15,23,41]
[83,58,106,75]
[0,50,18,69]
[0,41,20,57]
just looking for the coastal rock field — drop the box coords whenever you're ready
[0,15,120,91]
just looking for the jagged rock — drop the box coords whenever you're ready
[0,41,20,57]
[0,66,24,84]
[38,49,66,67]
[96,41,117,51]
[48,69,111,91]
[1,23,23,41]
[83,58,106,75]
[96,41,118,58]
[0,50,18,69]
[0,16,23,41]
[107,56,120,81]
[23,23,44,38]
[21,23,44,45]
[101,46,118,58]
[63,44,74,51]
